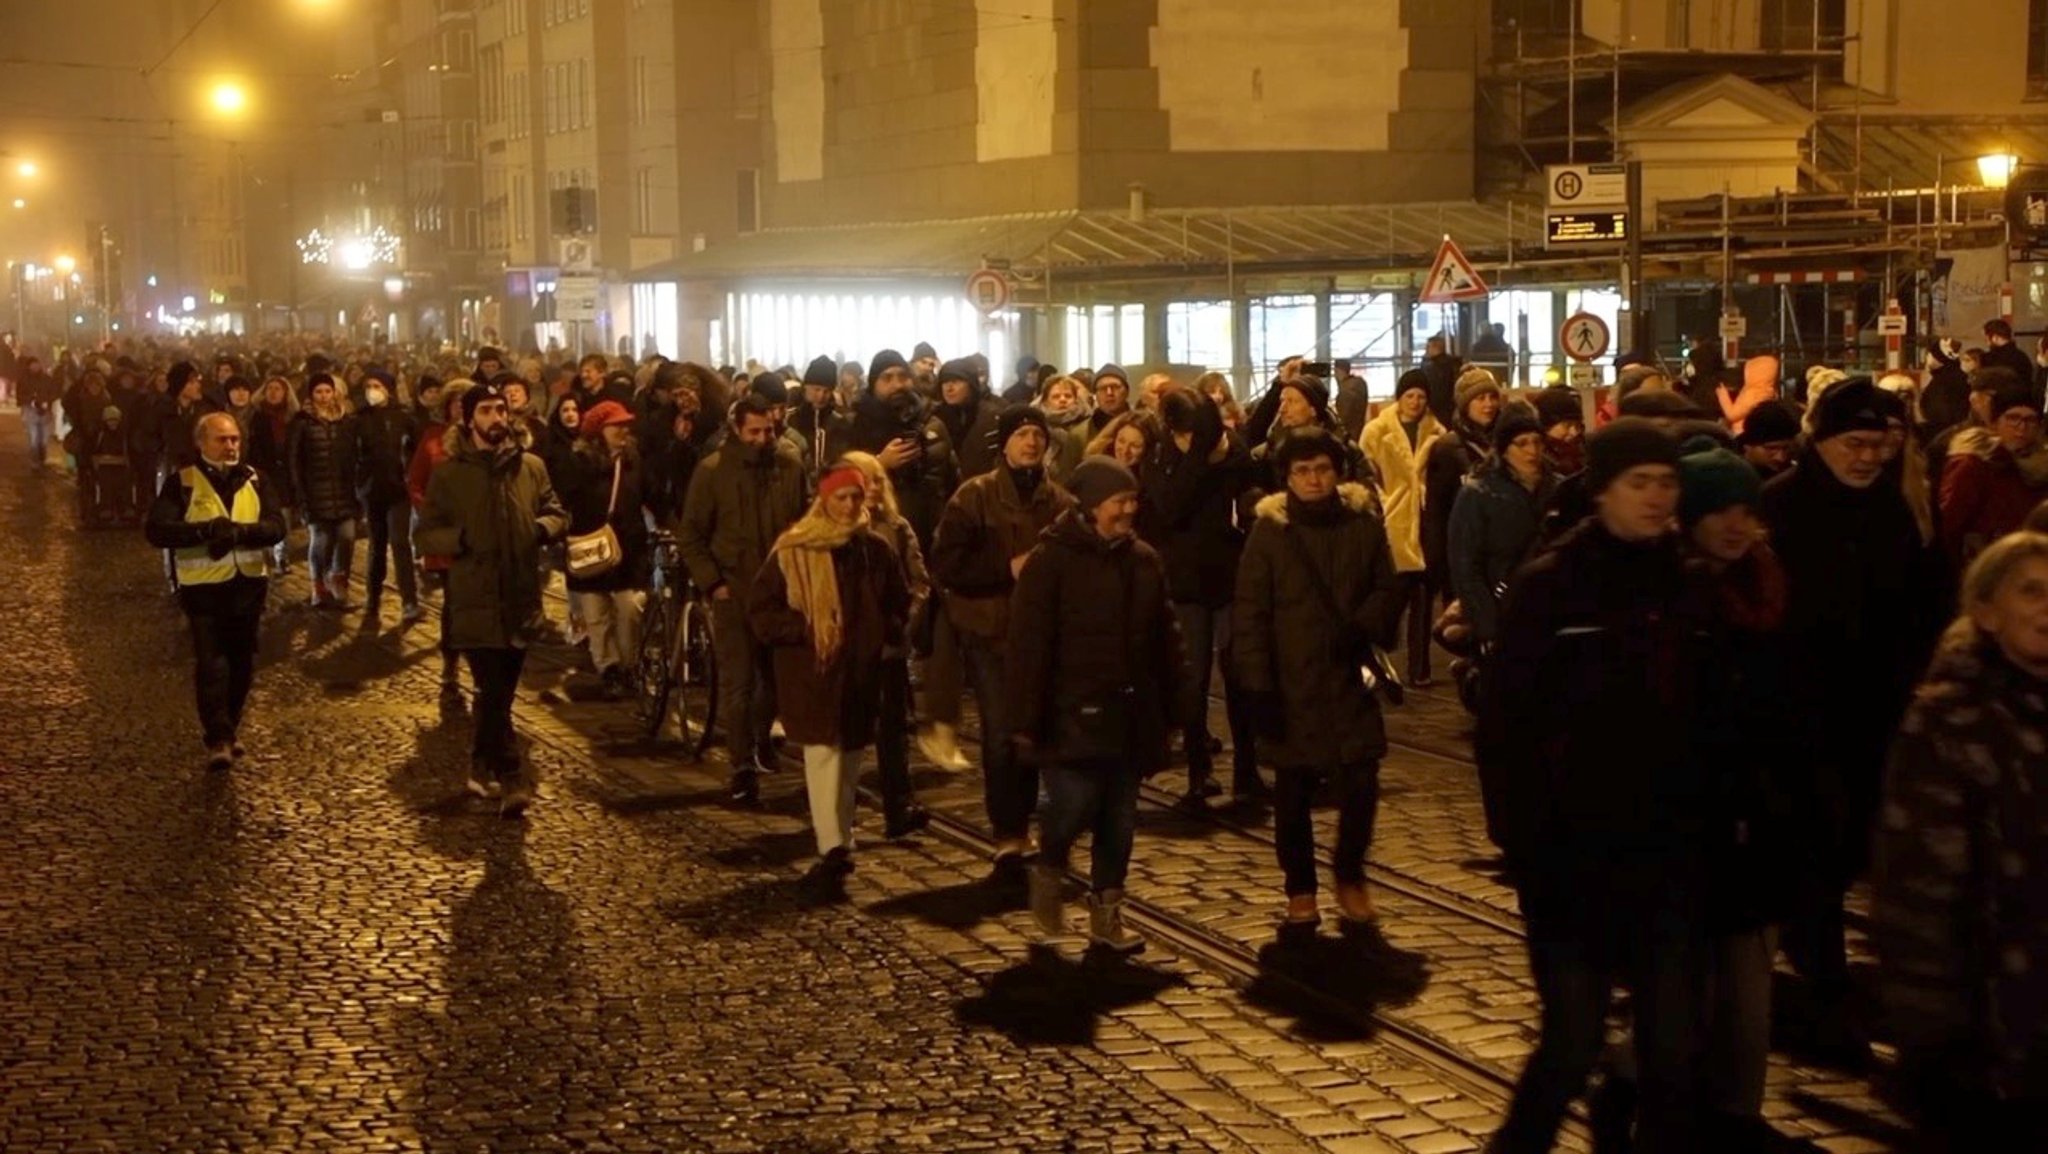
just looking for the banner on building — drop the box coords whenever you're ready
[1939,245,2005,338]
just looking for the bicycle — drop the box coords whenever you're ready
[636,529,718,756]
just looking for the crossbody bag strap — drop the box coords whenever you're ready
[604,458,622,522]
[1281,523,1345,623]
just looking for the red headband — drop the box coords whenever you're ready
[818,467,865,500]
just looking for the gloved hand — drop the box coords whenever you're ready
[205,516,238,558]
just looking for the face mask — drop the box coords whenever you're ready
[365,387,388,408]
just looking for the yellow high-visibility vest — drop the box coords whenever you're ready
[173,465,270,585]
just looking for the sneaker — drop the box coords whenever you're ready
[989,846,1030,889]
[883,804,931,840]
[727,767,759,805]
[1087,889,1145,955]
[438,682,466,711]
[498,774,534,818]
[823,845,855,877]
[465,763,501,799]
[400,602,424,626]
[205,743,234,771]
[1028,862,1066,937]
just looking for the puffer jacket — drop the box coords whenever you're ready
[1005,512,1183,772]
[1876,629,2048,1103]
[414,430,569,649]
[929,466,1073,646]
[1446,458,1561,643]
[1232,483,1404,770]
[287,408,360,522]
[1359,405,1445,573]
[1420,419,1488,578]
[675,440,808,597]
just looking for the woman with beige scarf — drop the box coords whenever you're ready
[748,464,912,885]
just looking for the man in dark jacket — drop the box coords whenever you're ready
[934,356,1003,481]
[848,349,957,549]
[1147,388,1261,803]
[415,382,568,815]
[1012,456,1182,954]
[791,355,850,477]
[1088,363,1133,438]
[1234,427,1404,927]
[676,392,809,803]
[17,352,60,472]
[1980,318,2037,402]
[931,406,1074,876]
[1481,418,1717,1154]
[353,369,420,623]
[1420,336,1464,427]
[1761,377,1942,1062]
[1331,359,1370,443]
[145,412,288,769]
[288,373,360,609]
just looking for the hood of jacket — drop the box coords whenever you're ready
[1252,481,1373,525]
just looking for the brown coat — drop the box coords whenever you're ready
[929,467,1073,645]
[746,529,910,749]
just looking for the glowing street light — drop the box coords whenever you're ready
[210,81,249,117]
[1978,152,2021,189]
[15,161,35,178]
[53,254,76,274]
[10,199,23,210]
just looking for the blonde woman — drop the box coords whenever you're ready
[748,464,912,884]
[840,451,933,838]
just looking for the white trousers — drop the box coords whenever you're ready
[803,744,862,854]
[571,589,645,673]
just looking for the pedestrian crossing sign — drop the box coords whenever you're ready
[1421,236,1489,303]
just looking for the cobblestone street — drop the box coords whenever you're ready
[0,418,1908,1153]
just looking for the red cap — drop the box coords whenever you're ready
[579,400,634,438]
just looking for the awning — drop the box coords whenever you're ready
[630,202,1536,285]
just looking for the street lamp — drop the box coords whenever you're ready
[210,81,249,117]
[54,255,76,275]
[15,161,35,178]
[1979,152,2021,189]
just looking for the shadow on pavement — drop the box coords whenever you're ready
[659,873,843,939]
[1240,923,1432,1043]
[866,874,1029,930]
[954,943,1184,1047]
[708,828,818,870]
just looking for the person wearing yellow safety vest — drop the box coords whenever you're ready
[144,411,288,770]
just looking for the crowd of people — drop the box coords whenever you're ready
[8,318,2047,1151]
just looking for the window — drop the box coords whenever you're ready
[512,178,528,242]
[1166,301,1233,383]
[2032,0,2048,97]
[576,60,589,128]
[635,167,654,234]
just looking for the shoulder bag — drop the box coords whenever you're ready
[565,459,624,579]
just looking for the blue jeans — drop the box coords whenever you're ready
[308,518,356,589]
[23,406,53,467]
[1037,760,1141,893]
[962,633,1033,842]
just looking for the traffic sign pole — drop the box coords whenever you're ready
[1881,298,1906,371]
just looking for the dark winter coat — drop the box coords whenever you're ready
[847,390,957,548]
[675,441,808,597]
[1980,341,2037,397]
[557,445,651,593]
[1421,352,1464,427]
[747,528,909,749]
[929,466,1073,646]
[246,404,294,501]
[1692,544,1801,933]
[1922,362,1972,435]
[1446,459,1560,642]
[1939,428,2044,570]
[937,394,1005,482]
[1233,484,1404,770]
[1478,521,1719,932]
[160,395,222,470]
[790,402,850,477]
[352,403,417,508]
[1333,374,1370,443]
[287,409,360,523]
[413,428,569,650]
[1241,424,1371,525]
[1761,457,1943,878]
[1876,629,2048,1102]
[1006,513,1184,772]
[1420,418,1489,579]
[1142,427,1252,608]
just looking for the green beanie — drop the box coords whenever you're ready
[1677,435,1762,527]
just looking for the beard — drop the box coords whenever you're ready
[479,423,511,446]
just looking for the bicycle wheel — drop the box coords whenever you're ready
[673,598,719,760]
[635,591,677,739]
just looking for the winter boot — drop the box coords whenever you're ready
[1028,861,1066,937]
[1087,890,1144,955]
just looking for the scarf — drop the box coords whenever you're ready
[771,509,867,668]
